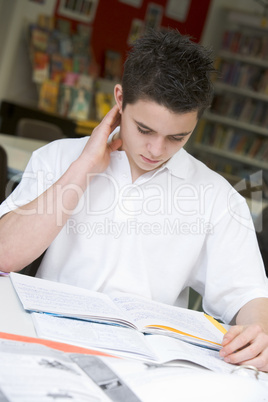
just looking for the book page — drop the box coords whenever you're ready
[32,313,157,361]
[147,335,233,373]
[104,353,268,402]
[112,293,224,346]
[10,273,131,327]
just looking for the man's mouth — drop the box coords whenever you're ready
[141,155,162,164]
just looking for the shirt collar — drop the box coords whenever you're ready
[162,148,189,180]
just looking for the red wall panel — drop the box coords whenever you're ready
[55,0,211,72]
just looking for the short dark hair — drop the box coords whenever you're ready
[122,29,215,118]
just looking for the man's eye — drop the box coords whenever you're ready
[170,136,184,142]
[137,126,151,135]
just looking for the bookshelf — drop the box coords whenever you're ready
[192,8,268,192]
[26,15,120,136]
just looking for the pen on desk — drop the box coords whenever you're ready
[0,271,9,276]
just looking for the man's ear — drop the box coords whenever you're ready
[114,84,123,113]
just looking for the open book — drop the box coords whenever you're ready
[10,272,226,351]
[30,313,239,375]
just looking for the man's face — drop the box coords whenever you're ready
[118,98,198,181]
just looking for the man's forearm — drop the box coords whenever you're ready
[0,159,93,272]
[236,297,268,332]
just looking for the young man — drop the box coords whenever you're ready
[0,30,268,371]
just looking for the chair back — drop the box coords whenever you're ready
[16,119,65,142]
[0,145,7,203]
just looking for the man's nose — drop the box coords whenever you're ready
[147,137,166,158]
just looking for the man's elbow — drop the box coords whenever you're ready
[0,248,23,273]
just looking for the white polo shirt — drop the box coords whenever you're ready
[1,134,268,323]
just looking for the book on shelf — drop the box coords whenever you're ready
[221,28,268,60]
[77,74,94,91]
[104,50,122,81]
[257,69,268,94]
[213,124,225,149]
[62,57,73,74]
[68,87,92,121]
[195,10,268,183]
[239,98,255,122]
[64,72,79,86]
[242,135,256,156]
[255,140,268,161]
[46,31,59,55]
[194,119,207,144]
[262,146,268,162]
[234,134,248,154]
[50,53,64,82]
[250,100,265,125]
[32,51,50,83]
[72,34,90,57]
[30,25,49,52]
[196,122,261,160]
[95,92,115,121]
[73,55,89,75]
[29,14,94,89]
[227,132,243,151]
[222,128,235,150]
[38,80,59,114]
[10,273,226,356]
[57,84,72,117]
[37,14,54,31]
[58,34,73,58]
[56,18,71,36]
[217,59,261,89]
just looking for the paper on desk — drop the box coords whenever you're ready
[3,144,32,173]
[104,355,268,402]
[0,339,112,402]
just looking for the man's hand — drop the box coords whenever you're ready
[79,104,122,174]
[219,299,268,372]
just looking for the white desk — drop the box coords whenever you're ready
[0,275,268,402]
[0,133,48,175]
[0,276,36,337]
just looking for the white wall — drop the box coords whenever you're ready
[0,0,57,105]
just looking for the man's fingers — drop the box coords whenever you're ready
[221,325,261,356]
[91,105,121,141]
[222,335,264,363]
[99,105,121,129]
[235,348,268,372]
[222,325,243,346]
[109,138,122,152]
[219,324,268,371]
